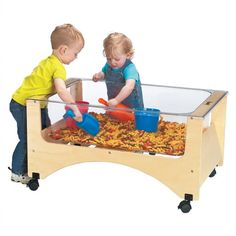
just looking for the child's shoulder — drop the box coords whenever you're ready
[38,55,63,69]
[125,61,137,70]
[123,61,139,79]
[42,54,60,64]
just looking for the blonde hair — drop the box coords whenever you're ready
[51,23,84,49]
[103,32,134,58]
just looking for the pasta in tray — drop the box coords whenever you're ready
[49,112,186,156]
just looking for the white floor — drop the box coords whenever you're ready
[1,1,235,235]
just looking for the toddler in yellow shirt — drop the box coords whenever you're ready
[9,24,84,184]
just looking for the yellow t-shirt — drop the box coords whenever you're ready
[12,54,66,106]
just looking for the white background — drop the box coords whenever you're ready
[0,0,235,235]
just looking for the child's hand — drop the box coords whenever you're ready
[92,71,104,82]
[69,105,83,122]
[73,110,83,122]
[108,98,119,106]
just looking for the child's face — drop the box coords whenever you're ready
[106,51,128,69]
[61,41,83,65]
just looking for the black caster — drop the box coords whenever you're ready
[149,152,156,155]
[27,179,39,191]
[209,168,216,177]
[178,200,192,213]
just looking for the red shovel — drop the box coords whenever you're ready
[98,98,134,121]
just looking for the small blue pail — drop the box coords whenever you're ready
[135,108,160,132]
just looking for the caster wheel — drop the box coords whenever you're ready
[178,200,192,213]
[209,168,216,178]
[149,152,156,155]
[27,179,39,191]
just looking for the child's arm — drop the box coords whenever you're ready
[54,78,82,122]
[108,79,135,106]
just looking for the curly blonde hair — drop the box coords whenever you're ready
[103,32,134,59]
[50,23,84,49]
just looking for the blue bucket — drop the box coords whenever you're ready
[135,108,160,132]
[64,110,100,136]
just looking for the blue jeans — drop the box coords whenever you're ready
[9,99,50,175]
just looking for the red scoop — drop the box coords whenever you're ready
[98,98,134,121]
